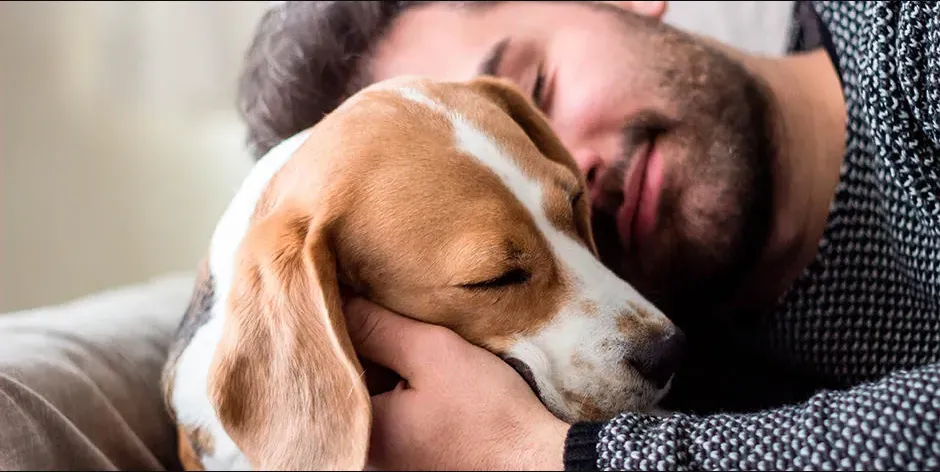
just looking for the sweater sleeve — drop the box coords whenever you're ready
[817,1,940,221]
[892,1,940,151]
[563,362,940,471]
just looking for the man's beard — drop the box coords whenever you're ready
[590,35,778,324]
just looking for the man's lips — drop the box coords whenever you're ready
[601,138,661,252]
[636,143,665,245]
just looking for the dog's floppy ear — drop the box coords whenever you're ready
[468,75,597,252]
[207,204,370,470]
[468,75,580,178]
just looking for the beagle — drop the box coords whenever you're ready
[161,76,684,471]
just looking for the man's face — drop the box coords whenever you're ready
[370,1,777,319]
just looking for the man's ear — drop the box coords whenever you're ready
[207,205,371,470]
[601,1,668,20]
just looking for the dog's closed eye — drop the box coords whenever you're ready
[571,190,584,207]
[459,267,531,290]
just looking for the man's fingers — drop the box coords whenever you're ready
[345,298,440,382]
[366,381,413,471]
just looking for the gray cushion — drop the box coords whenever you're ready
[0,274,193,471]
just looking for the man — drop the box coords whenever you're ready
[237,1,940,470]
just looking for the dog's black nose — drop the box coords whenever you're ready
[627,328,686,389]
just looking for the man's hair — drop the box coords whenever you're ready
[237,1,498,159]
[236,1,413,159]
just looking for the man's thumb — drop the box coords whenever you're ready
[344,298,421,381]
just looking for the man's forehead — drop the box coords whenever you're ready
[369,1,606,83]
[370,4,503,83]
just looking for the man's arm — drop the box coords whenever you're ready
[0,275,191,470]
[564,361,940,470]
[812,1,940,222]
[890,1,940,150]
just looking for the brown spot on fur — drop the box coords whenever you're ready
[617,313,642,338]
[177,426,205,471]
[579,299,598,316]
[628,301,673,333]
[618,302,673,350]
[570,353,588,370]
[563,390,606,421]
[190,427,215,458]
[176,425,218,471]
[628,301,656,320]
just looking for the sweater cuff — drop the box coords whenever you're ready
[563,421,603,471]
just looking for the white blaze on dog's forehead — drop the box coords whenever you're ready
[170,131,312,471]
[397,86,652,303]
[398,86,442,110]
[397,86,670,419]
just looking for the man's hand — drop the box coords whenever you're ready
[345,298,571,471]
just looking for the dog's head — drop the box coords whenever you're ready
[205,76,684,469]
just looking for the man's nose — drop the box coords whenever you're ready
[625,328,686,389]
[573,149,606,187]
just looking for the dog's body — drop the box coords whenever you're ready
[162,76,683,471]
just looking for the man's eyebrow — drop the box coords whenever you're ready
[477,37,511,77]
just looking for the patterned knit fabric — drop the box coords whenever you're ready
[563,2,940,470]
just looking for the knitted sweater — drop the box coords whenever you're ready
[563,2,940,470]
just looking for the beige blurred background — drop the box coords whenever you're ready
[0,1,794,312]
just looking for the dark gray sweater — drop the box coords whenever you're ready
[564,2,940,470]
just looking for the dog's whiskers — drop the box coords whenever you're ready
[576,392,587,417]
[348,368,369,401]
